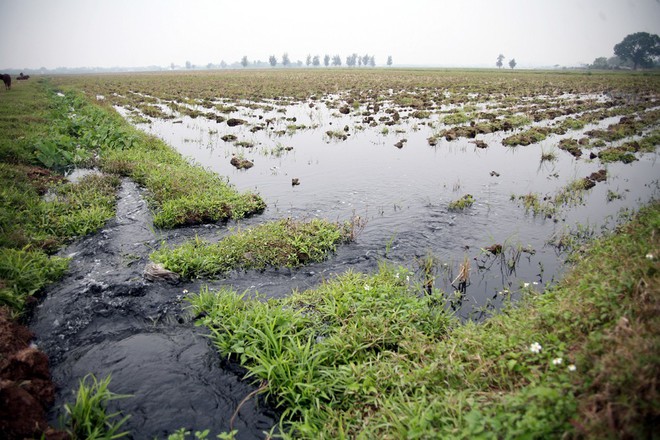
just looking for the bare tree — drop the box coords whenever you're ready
[282,53,291,67]
[241,56,249,68]
[306,54,312,67]
[324,54,330,67]
[387,55,393,67]
[269,55,277,67]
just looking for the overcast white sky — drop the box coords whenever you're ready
[1,0,659,69]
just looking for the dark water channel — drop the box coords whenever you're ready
[31,93,658,438]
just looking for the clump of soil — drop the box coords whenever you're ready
[558,138,582,158]
[394,139,407,149]
[472,140,488,149]
[221,134,238,142]
[0,307,65,439]
[226,118,247,127]
[484,244,502,255]
[338,106,350,115]
[588,169,607,183]
[230,156,254,170]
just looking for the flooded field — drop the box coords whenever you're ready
[102,70,659,315]
[35,70,659,437]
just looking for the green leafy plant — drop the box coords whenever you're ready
[61,374,131,439]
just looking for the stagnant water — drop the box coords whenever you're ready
[31,94,658,438]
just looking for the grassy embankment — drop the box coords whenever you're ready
[0,79,265,438]
[189,203,658,438]
[0,78,265,315]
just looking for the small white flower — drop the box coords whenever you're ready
[182,289,189,294]
[406,275,410,283]
[523,282,530,288]
[364,284,371,291]
[532,282,539,285]
[529,342,542,353]
[552,357,563,365]
[395,273,400,279]
[567,364,576,372]
[646,253,654,260]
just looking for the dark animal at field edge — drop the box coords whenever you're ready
[17,72,30,81]
[1,74,11,90]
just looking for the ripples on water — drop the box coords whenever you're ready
[31,93,657,438]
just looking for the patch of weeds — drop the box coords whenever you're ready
[516,192,556,218]
[411,110,431,119]
[558,138,582,158]
[448,194,475,211]
[192,203,659,438]
[325,130,348,141]
[230,155,254,169]
[102,146,264,228]
[0,248,69,314]
[598,147,637,164]
[443,111,470,125]
[555,117,586,133]
[235,140,255,148]
[606,189,623,202]
[189,263,451,434]
[60,374,131,439]
[502,128,550,147]
[540,148,557,162]
[151,218,354,278]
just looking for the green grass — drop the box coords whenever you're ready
[151,218,353,278]
[189,203,659,438]
[514,178,594,219]
[502,128,550,147]
[60,374,131,439]
[448,194,475,211]
[0,248,69,313]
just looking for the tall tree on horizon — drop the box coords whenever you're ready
[614,32,660,70]
[496,54,505,68]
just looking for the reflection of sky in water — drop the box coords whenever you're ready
[116,96,659,319]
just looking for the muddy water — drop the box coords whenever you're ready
[31,94,658,438]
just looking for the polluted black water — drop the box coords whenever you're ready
[31,179,278,438]
[31,91,658,438]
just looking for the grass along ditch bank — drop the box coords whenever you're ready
[0,79,267,438]
[151,218,360,279]
[188,202,659,439]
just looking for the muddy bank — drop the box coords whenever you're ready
[0,307,67,439]
[30,179,278,438]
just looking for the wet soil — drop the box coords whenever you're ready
[30,180,278,438]
[0,307,67,439]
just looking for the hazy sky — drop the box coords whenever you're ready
[1,0,659,69]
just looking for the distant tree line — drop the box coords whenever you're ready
[175,53,395,70]
[590,32,660,70]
